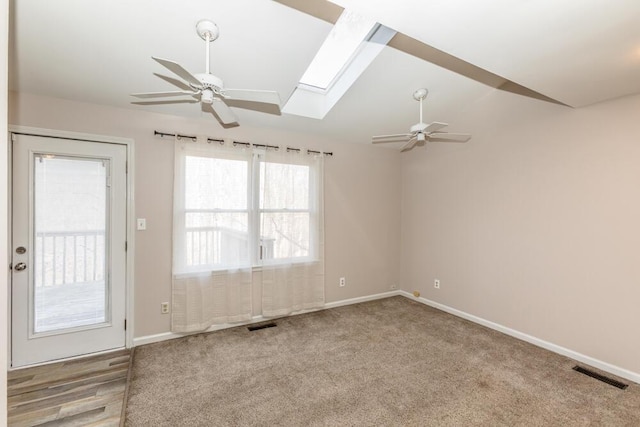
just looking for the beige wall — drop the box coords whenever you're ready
[401,90,640,373]
[11,86,639,377]
[8,92,402,339]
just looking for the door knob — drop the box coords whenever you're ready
[14,262,27,271]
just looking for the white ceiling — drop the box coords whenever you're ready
[331,0,640,108]
[9,0,640,145]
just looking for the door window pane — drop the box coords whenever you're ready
[33,155,108,333]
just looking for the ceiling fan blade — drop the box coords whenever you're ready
[428,132,472,142]
[223,89,281,107]
[209,98,238,125]
[222,89,282,116]
[153,73,192,91]
[152,57,202,87]
[131,90,197,99]
[424,122,448,133]
[132,100,199,106]
[372,133,413,144]
[400,138,418,152]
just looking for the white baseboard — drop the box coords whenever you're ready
[133,290,400,347]
[324,290,401,309]
[133,316,277,347]
[398,290,640,385]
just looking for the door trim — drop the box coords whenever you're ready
[7,125,135,368]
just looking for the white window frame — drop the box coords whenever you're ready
[175,146,320,273]
[254,154,318,267]
[174,148,252,274]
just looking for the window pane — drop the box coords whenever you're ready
[260,162,309,209]
[261,212,310,260]
[185,156,247,210]
[34,156,107,333]
[186,212,249,268]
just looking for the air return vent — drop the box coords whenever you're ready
[248,322,277,332]
[572,366,628,390]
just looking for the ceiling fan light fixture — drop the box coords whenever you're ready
[201,89,214,104]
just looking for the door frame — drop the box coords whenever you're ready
[7,125,135,369]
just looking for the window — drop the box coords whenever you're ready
[174,146,321,273]
[259,160,312,263]
[183,153,250,270]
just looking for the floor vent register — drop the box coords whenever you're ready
[248,322,277,332]
[572,365,628,390]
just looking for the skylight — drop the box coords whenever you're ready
[283,9,395,120]
[299,10,378,91]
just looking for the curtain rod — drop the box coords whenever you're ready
[154,130,333,156]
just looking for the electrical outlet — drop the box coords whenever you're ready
[434,279,440,289]
[390,283,397,290]
[339,277,346,287]
[161,302,170,314]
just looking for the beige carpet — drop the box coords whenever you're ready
[124,296,640,426]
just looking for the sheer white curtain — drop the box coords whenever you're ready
[260,148,325,317]
[172,138,253,332]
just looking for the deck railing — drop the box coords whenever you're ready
[186,227,274,266]
[35,230,105,288]
[34,227,276,286]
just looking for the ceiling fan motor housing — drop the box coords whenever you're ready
[193,73,224,94]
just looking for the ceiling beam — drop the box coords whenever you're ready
[273,0,343,24]
[388,33,567,106]
[272,0,567,107]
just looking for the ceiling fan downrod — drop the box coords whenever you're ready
[413,88,428,123]
[196,19,219,75]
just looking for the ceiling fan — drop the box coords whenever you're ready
[131,19,281,126]
[372,89,471,152]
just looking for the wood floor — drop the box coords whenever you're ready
[7,349,131,427]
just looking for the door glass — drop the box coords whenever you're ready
[33,154,110,333]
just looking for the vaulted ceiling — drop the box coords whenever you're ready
[9,0,640,145]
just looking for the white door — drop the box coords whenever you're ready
[11,134,127,367]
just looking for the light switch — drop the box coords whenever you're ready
[137,218,147,230]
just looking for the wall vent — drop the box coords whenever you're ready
[248,322,277,332]
[572,366,628,390]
